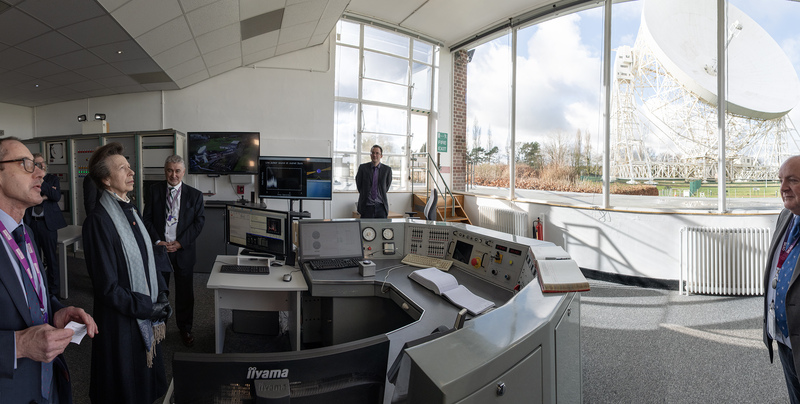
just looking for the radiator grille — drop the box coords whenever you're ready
[680,227,770,296]
[478,206,530,237]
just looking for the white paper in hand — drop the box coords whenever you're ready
[65,321,87,344]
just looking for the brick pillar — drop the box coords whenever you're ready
[452,49,469,192]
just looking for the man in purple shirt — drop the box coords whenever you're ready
[356,145,392,218]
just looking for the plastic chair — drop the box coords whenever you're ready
[423,188,438,221]
[406,188,438,221]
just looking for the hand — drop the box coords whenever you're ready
[53,306,98,338]
[15,324,73,363]
[150,292,173,322]
[158,291,174,320]
[166,240,182,253]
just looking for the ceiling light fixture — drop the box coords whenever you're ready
[94,113,106,121]
[77,114,87,122]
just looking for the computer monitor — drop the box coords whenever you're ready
[187,131,260,175]
[296,220,364,262]
[172,334,390,403]
[226,204,289,260]
[257,156,333,200]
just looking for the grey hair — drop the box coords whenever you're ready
[165,155,184,167]
[32,152,43,160]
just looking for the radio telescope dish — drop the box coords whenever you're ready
[641,0,800,119]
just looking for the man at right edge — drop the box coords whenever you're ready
[765,155,800,403]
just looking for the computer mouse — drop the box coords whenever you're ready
[271,262,283,267]
[283,273,292,282]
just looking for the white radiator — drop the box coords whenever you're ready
[680,227,770,296]
[478,206,530,237]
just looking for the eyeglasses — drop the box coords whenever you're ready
[0,157,46,173]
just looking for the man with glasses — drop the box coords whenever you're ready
[356,144,392,218]
[0,137,97,403]
[24,153,67,298]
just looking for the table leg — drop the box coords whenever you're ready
[58,242,68,299]
[215,289,224,354]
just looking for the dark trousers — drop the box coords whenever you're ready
[779,342,800,404]
[29,219,59,294]
[361,203,388,219]
[164,252,194,333]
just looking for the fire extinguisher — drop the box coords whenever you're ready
[533,217,543,241]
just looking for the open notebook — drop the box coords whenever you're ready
[408,267,494,316]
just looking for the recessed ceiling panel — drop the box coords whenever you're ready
[240,0,284,20]
[241,8,283,40]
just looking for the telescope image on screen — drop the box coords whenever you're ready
[258,156,332,200]
[188,132,260,175]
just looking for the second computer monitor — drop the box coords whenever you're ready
[226,204,289,259]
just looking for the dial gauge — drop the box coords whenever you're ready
[362,227,376,241]
[382,228,394,240]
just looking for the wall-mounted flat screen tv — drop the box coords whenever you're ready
[187,132,260,175]
[258,156,333,200]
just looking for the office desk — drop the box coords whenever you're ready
[207,256,307,353]
[56,225,81,299]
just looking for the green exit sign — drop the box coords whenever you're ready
[437,132,448,152]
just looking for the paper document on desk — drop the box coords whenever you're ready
[409,267,494,315]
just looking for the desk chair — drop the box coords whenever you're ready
[406,188,438,221]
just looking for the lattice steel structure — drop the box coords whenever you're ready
[611,4,800,183]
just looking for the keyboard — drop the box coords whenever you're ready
[308,258,361,270]
[220,264,270,275]
[401,254,453,271]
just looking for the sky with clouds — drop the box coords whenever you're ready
[466,0,800,161]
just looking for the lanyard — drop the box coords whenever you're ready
[0,222,47,322]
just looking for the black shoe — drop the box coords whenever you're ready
[180,330,195,347]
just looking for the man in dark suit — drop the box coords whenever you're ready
[0,137,96,403]
[765,155,800,404]
[24,153,67,297]
[356,144,392,218]
[143,155,205,347]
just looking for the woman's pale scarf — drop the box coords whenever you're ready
[100,191,165,367]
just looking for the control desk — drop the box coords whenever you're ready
[298,218,582,404]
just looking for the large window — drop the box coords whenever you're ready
[334,20,439,191]
[463,0,800,209]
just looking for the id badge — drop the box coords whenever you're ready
[769,304,777,338]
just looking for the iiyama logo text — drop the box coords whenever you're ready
[247,367,289,379]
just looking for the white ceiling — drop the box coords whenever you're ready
[0,0,558,107]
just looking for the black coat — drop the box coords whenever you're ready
[355,162,392,215]
[82,198,168,404]
[142,182,205,270]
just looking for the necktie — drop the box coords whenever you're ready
[370,166,379,201]
[12,226,53,399]
[776,217,800,337]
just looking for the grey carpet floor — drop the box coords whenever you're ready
[57,255,789,403]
